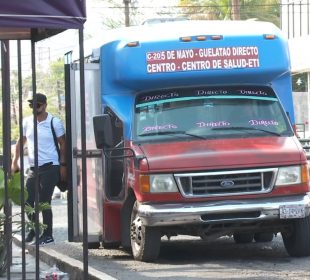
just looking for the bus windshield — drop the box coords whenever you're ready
[134,86,293,141]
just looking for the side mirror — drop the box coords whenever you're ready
[93,114,114,149]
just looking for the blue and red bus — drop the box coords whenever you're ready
[67,20,310,262]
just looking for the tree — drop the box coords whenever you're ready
[232,0,240,20]
[239,0,280,26]
[88,0,141,30]
[178,0,280,26]
[45,58,65,119]
[179,0,232,20]
[0,57,66,151]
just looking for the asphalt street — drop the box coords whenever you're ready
[11,196,310,280]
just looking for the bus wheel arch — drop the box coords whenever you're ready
[121,188,136,250]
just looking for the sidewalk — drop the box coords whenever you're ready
[12,236,115,280]
[11,198,117,280]
[0,242,51,280]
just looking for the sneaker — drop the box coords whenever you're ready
[30,235,55,246]
[25,231,35,243]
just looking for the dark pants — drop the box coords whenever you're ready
[26,164,59,237]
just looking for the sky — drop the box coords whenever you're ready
[7,0,180,72]
[20,0,178,70]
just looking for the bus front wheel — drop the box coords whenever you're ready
[130,201,161,262]
[282,215,310,257]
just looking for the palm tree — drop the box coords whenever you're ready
[178,0,280,26]
[179,0,232,20]
[240,0,280,26]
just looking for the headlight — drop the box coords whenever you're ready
[140,174,178,193]
[275,166,301,186]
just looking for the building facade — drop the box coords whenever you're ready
[281,0,310,136]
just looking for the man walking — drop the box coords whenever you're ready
[11,93,66,245]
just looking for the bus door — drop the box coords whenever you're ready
[66,62,103,245]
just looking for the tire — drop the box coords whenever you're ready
[233,233,254,244]
[88,242,101,249]
[130,201,161,262]
[254,232,274,243]
[282,215,310,257]
[102,241,120,249]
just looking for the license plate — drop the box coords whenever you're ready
[279,205,306,219]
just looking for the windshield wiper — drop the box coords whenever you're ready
[138,130,205,139]
[212,126,281,136]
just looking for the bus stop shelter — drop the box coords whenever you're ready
[0,1,89,278]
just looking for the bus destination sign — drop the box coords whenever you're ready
[146,46,260,74]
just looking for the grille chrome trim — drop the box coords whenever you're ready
[175,168,278,198]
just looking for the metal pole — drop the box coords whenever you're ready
[280,1,282,30]
[64,56,74,242]
[1,39,12,280]
[17,40,26,279]
[288,3,290,39]
[57,80,61,112]
[307,0,309,35]
[124,0,131,27]
[79,27,89,279]
[31,39,40,280]
[308,72,310,136]
[231,0,241,20]
[300,0,302,37]
[292,2,295,38]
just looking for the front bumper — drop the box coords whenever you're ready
[137,194,310,227]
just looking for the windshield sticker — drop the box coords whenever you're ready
[140,92,179,103]
[249,120,279,126]
[136,86,277,108]
[142,124,178,132]
[195,120,279,127]
[196,121,231,128]
[141,120,279,132]
[146,46,259,73]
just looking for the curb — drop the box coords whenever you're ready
[13,236,117,280]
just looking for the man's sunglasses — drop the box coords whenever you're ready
[29,103,44,109]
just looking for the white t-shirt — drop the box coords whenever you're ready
[23,113,65,167]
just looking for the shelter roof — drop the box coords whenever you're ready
[0,0,86,41]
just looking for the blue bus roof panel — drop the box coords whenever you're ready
[102,40,289,89]
[100,21,290,93]
[98,21,295,132]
